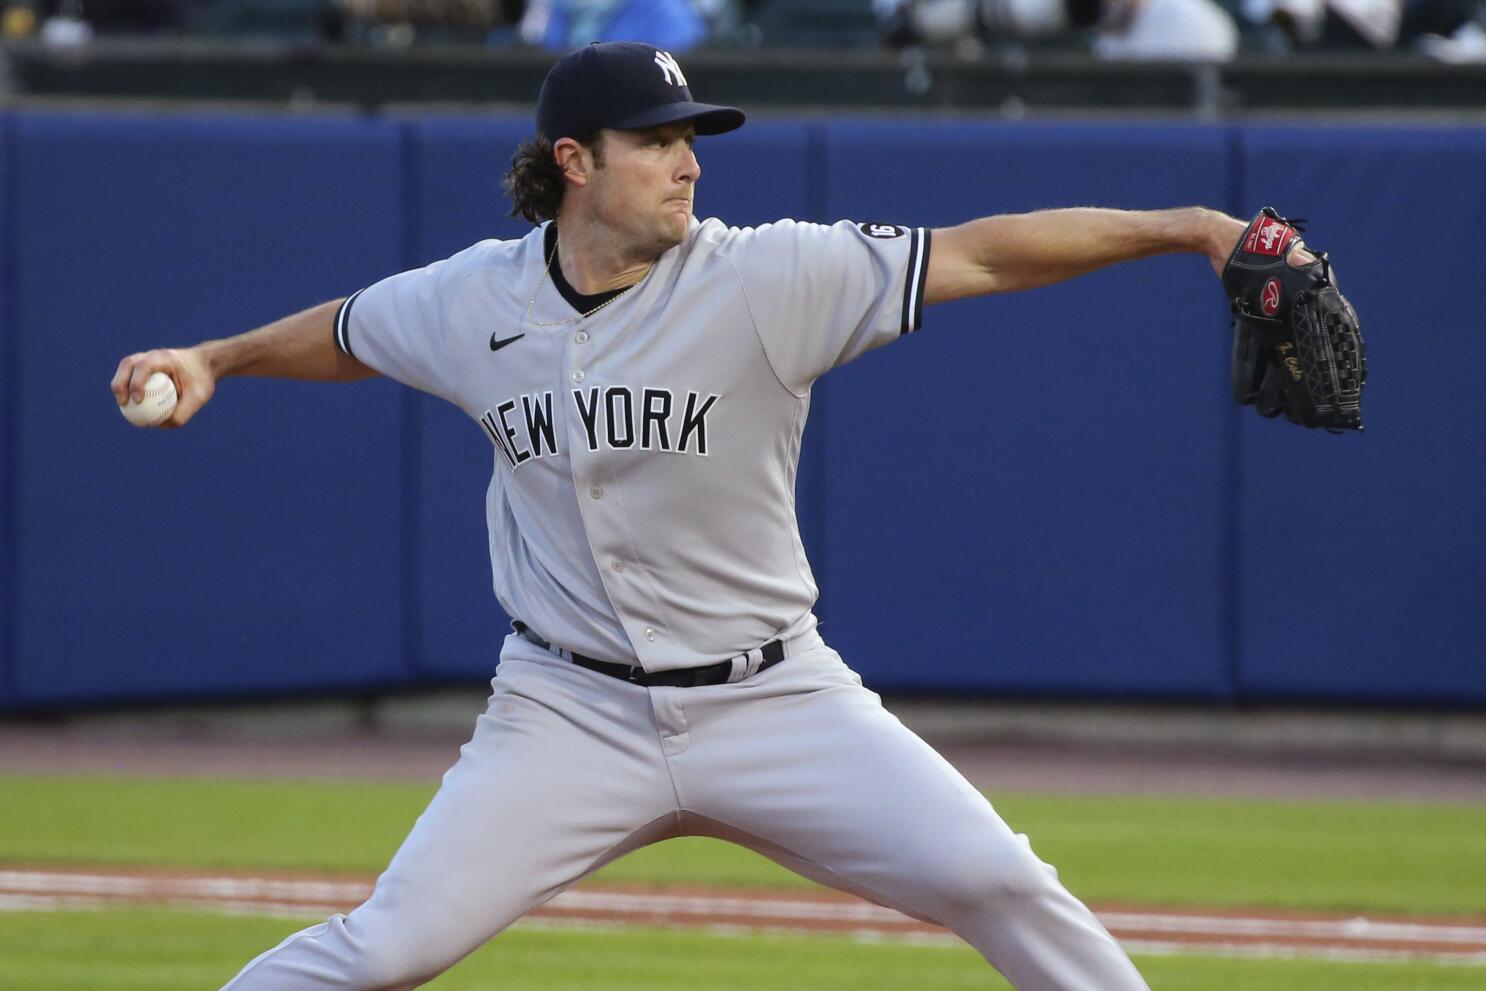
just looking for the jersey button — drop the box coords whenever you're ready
[571,370,585,383]
[575,331,589,344]
[611,560,624,572]
[590,486,603,500]
[644,628,656,641]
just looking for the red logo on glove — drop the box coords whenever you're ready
[1261,278,1282,316]
[1244,217,1298,258]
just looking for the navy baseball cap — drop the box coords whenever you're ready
[536,42,745,142]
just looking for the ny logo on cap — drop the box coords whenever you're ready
[653,51,687,87]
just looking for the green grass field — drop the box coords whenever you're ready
[2,773,1484,990]
[4,774,1484,915]
[0,909,1479,991]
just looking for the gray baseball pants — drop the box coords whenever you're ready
[219,631,1149,991]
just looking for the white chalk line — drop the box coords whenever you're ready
[2,870,1484,967]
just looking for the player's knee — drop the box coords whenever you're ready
[340,916,449,990]
[933,832,1062,916]
[342,942,443,991]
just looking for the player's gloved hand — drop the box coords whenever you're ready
[1220,208,1366,432]
[110,346,216,429]
[1204,210,1314,275]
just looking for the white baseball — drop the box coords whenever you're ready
[119,371,178,427]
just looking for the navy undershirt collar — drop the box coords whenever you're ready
[545,224,630,316]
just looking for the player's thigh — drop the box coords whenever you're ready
[349,646,677,964]
[675,649,1052,922]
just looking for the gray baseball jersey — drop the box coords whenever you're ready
[333,217,930,670]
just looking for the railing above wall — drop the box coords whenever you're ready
[3,40,1486,116]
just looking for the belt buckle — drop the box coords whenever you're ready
[626,665,644,683]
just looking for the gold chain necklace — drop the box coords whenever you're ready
[525,237,644,328]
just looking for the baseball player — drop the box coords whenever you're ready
[111,42,1253,991]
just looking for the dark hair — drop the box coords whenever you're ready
[504,132,605,224]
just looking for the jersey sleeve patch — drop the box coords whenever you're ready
[899,227,931,336]
[334,287,366,359]
[858,222,906,240]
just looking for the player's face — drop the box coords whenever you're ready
[589,123,700,255]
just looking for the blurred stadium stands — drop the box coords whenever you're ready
[0,0,1481,115]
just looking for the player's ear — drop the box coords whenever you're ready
[553,137,589,187]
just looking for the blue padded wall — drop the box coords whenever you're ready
[4,110,1484,709]
[1235,125,1486,704]
[409,116,817,678]
[9,110,410,704]
[815,121,1235,697]
[0,112,13,709]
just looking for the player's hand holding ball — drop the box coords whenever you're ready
[111,347,216,429]
[117,371,177,427]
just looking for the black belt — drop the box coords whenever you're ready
[513,621,785,687]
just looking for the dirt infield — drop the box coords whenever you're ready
[3,720,1485,802]
[3,867,1485,965]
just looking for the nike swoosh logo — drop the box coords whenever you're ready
[489,333,525,352]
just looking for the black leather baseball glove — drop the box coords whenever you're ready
[1223,208,1366,432]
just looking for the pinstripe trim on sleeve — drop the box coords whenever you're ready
[911,227,931,333]
[899,227,930,335]
[334,288,366,359]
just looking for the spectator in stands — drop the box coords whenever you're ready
[1412,0,1486,60]
[1245,0,1484,57]
[1082,0,1239,59]
[518,0,708,49]
[877,0,1239,61]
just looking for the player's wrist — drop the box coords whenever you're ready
[192,340,233,382]
[1194,209,1246,275]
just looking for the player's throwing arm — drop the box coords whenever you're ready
[109,299,375,429]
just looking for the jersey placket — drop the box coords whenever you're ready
[561,306,675,669]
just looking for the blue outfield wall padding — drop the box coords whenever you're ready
[815,120,1235,697]
[10,109,411,706]
[8,110,1483,707]
[0,111,14,709]
[407,116,817,678]
[1234,124,1486,704]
